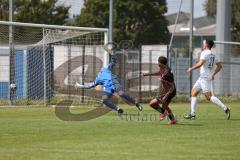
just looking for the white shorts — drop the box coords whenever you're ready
[193,78,212,93]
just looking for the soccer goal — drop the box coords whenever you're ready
[0,21,108,106]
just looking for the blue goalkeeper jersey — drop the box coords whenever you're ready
[83,60,122,94]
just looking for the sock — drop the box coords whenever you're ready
[120,93,136,105]
[210,96,227,111]
[191,97,197,115]
[165,106,174,120]
[102,99,119,111]
[156,105,165,114]
[150,103,164,114]
[168,113,175,121]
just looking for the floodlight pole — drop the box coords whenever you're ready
[109,0,113,43]
[106,0,113,66]
[168,0,183,68]
[42,29,47,106]
[189,0,194,98]
[9,0,15,105]
[215,0,231,96]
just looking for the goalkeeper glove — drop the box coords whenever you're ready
[75,82,84,89]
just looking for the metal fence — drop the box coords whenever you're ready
[1,21,240,106]
[169,42,240,96]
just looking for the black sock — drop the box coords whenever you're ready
[156,105,164,114]
[168,113,175,120]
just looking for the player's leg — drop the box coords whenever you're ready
[117,90,143,111]
[149,87,168,115]
[149,98,170,121]
[204,91,231,120]
[191,88,200,114]
[163,90,177,122]
[184,80,201,119]
[202,80,230,120]
[149,98,165,114]
[162,103,177,125]
[102,92,124,115]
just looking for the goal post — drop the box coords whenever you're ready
[0,20,108,106]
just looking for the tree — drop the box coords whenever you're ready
[74,0,170,46]
[204,0,240,41]
[0,0,9,21]
[0,0,70,25]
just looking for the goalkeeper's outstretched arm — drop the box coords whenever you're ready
[75,81,98,89]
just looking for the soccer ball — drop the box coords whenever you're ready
[10,83,17,91]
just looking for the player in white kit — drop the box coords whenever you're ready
[184,40,231,120]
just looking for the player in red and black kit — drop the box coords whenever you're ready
[143,56,177,125]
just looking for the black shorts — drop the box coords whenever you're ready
[156,89,176,104]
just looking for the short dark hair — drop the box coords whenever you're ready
[205,39,214,49]
[158,56,168,65]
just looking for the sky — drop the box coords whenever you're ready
[56,0,84,17]
[167,0,206,17]
[57,0,207,18]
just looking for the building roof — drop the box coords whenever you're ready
[166,12,216,36]
[194,16,216,28]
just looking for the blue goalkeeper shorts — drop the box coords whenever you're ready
[103,84,122,96]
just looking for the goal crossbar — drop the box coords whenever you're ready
[0,21,108,32]
[214,41,240,46]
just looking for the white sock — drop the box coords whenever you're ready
[191,97,197,115]
[210,96,227,111]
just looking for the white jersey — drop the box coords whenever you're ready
[199,49,219,80]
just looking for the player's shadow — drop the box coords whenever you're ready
[54,100,111,121]
[217,118,240,121]
[174,123,204,126]
[221,119,240,121]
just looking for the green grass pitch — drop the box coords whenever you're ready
[0,103,239,160]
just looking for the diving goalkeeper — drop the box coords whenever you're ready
[75,56,143,115]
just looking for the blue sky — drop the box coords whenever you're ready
[57,0,207,18]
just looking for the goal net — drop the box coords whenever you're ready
[0,21,108,106]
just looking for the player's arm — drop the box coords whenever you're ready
[75,81,98,89]
[186,59,205,72]
[212,62,222,80]
[143,71,160,76]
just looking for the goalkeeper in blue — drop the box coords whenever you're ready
[75,56,143,115]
